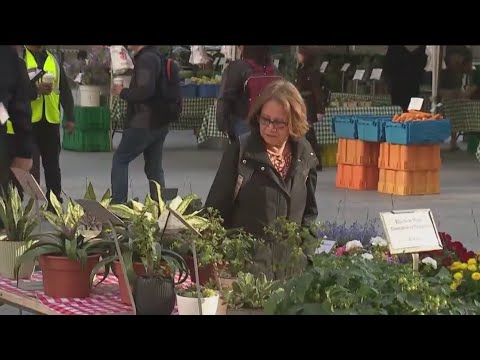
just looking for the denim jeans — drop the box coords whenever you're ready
[111,125,169,204]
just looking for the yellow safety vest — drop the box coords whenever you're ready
[6,48,61,134]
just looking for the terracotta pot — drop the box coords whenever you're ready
[227,308,264,315]
[39,254,100,298]
[0,241,34,279]
[185,256,216,285]
[112,261,146,305]
[133,276,176,315]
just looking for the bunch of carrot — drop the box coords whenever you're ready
[392,111,443,122]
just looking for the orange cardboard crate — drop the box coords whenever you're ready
[378,168,440,196]
[336,164,379,190]
[378,143,441,171]
[337,139,380,166]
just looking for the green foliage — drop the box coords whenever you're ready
[265,254,480,315]
[0,184,39,244]
[171,208,224,267]
[177,283,217,298]
[15,193,112,279]
[251,217,320,281]
[222,272,281,310]
[219,229,255,277]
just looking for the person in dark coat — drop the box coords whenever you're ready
[384,46,427,111]
[216,46,280,142]
[0,46,34,230]
[294,46,328,171]
[205,80,318,238]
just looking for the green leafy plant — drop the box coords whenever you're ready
[171,208,224,267]
[177,283,217,298]
[253,217,320,281]
[90,210,188,286]
[0,184,39,244]
[108,181,208,231]
[218,229,256,278]
[14,193,112,279]
[265,254,480,315]
[83,181,112,208]
[222,272,280,310]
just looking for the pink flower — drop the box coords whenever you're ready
[336,246,347,256]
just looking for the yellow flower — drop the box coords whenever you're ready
[468,258,477,266]
[452,261,462,267]
[460,263,468,270]
[450,282,458,291]
[468,264,478,272]
[472,272,480,281]
[453,272,463,281]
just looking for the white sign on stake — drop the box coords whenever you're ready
[353,69,365,81]
[315,240,336,255]
[370,68,383,80]
[341,63,351,72]
[320,61,329,73]
[273,59,280,67]
[408,97,424,111]
[379,209,443,255]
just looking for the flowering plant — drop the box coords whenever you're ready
[335,236,399,264]
[423,232,476,267]
[448,257,480,300]
[316,220,379,247]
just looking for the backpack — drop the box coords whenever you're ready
[160,57,182,122]
[244,59,282,112]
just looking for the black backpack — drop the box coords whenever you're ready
[159,57,182,122]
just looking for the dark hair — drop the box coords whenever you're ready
[242,46,272,67]
[298,46,316,66]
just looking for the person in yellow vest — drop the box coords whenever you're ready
[13,45,76,206]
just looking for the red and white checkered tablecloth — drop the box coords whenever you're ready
[0,272,191,315]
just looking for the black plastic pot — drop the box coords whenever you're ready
[133,276,176,315]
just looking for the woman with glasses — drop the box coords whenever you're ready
[205,80,319,238]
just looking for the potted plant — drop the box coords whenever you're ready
[171,208,224,285]
[15,193,112,298]
[250,217,319,281]
[78,46,111,107]
[176,283,219,315]
[217,229,255,289]
[0,184,39,279]
[94,183,203,305]
[91,209,189,313]
[224,272,279,315]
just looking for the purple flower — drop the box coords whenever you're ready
[317,220,380,247]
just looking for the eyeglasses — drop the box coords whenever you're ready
[258,115,288,129]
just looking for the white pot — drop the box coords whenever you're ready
[0,241,34,279]
[176,293,219,315]
[78,85,101,107]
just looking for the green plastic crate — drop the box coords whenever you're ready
[62,129,111,152]
[73,106,111,131]
[467,135,480,154]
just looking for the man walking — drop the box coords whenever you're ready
[111,45,176,204]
